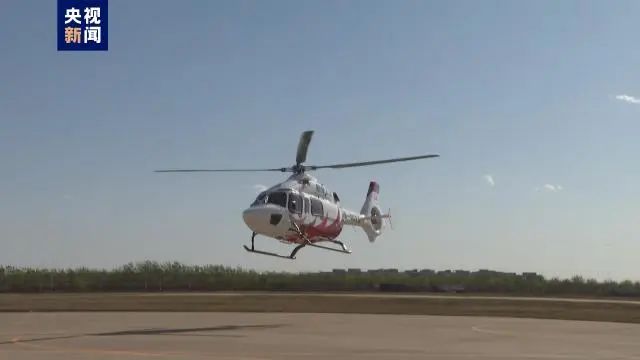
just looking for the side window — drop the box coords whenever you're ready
[310,198,323,216]
[267,192,287,207]
[288,193,302,214]
[303,197,310,214]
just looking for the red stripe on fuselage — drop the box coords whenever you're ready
[287,209,343,244]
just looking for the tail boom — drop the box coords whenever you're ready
[341,181,390,242]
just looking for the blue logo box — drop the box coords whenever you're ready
[57,0,108,51]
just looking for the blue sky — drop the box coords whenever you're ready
[1,0,639,280]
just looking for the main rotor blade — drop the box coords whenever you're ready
[155,168,289,173]
[295,130,314,165]
[308,154,440,170]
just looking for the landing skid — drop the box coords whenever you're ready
[243,232,306,260]
[243,245,303,259]
[243,231,351,260]
[307,240,352,254]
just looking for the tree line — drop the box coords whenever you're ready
[0,261,638,297]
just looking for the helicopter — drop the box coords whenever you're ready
[155,130,439,260]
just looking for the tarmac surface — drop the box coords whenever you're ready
[1,312,639,360]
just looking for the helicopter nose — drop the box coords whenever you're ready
[242,206,285,234]
[242,208,262,230]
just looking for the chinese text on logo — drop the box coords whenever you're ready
[57,0,108,51]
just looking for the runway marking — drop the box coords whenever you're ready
[9,337,178,358]
[471,325,513,336]
[1,323,282,345]
[9,336,47,352]
[3,323,288,358]
[8,334,179,357]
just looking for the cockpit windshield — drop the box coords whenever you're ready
[250,190,290,208]
[251,191,267,207]
[266,191,287,207]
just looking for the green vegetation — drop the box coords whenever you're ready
[1,261,639,298]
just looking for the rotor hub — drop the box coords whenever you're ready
[291,164,306,174]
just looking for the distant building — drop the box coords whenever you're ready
[332,269,346,274]
[405,269,419,275]
[522,272,542,280]
[476,269,496,275]
[347,268,361,274]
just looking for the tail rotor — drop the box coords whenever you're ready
[384,208,393,230]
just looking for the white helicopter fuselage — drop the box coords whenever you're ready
[242,173,383,245]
